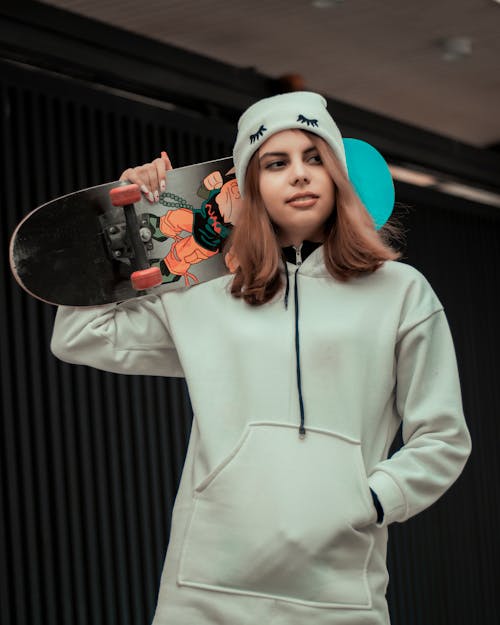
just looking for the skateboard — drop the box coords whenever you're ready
[10,139,394,308]
[10,157,239,306]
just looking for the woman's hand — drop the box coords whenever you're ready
[119,151,172,203]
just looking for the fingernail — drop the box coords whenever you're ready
[161,151,167,158]
[141,184,149,195]
[154,190,159,202]
[160,180,166,192]
[148,192,154,203]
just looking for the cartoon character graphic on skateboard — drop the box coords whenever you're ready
[147,168,243,285]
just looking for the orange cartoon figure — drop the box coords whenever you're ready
[147,168,243,285]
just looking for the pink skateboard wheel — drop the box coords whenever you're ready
[131,267,162,290]
[109,184,142,206]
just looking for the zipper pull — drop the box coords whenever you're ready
[294,243,303,266]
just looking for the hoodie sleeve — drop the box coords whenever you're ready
[50,294,184,377]
[367,282,471,527]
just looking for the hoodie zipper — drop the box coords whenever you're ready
[294,243,303,267]
[292,244,306,439]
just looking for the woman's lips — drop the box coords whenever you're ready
[286,193,319,208]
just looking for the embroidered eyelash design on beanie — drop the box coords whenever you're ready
[233,91,347,197]
[249,124,267,144]
[297,114,318,127]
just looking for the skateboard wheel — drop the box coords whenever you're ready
[131,267,163,290]
[110,184,142,206]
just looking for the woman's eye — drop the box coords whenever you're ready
[308,154,322,164]
[266,160,286,169]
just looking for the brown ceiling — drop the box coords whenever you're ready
[41,0,500,148]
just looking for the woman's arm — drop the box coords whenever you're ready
[50,150,185,377]
[51,294,184,377]
[368,307,472,527]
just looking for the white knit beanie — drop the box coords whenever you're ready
[233,91,347,196]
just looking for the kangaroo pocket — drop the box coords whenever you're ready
[178,422,376,608]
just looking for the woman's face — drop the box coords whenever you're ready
[257,129,335,246]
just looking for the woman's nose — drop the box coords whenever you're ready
[290,159,309,184]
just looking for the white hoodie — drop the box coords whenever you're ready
[51,249,471,625]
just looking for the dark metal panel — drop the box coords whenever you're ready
[0,83,21,625]
[0,56,233,625]
[6,85,45,625]
[0,3,267,111]
[386,182,500,624]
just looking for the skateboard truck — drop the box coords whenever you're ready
[101,215,153,259]
[107,184,162,290]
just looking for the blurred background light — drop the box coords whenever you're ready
[437,36,472,61]
[312,0,344,8]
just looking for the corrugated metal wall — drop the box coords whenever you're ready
[385,185,500,624]
[0,58,234,625]
[1,57,498,625]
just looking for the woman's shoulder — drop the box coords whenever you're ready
[158,273,233,304]
[375,260,444,322]
[377,258,427,281]
[372,259,437,293]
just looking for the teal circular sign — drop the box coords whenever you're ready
[343,138,395,230]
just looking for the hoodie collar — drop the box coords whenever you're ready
[281,240,322,265]
[281,242,330,278]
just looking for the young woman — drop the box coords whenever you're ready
[51,92,471,625]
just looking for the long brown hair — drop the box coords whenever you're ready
[224,132,403,306]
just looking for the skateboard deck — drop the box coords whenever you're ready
[10,139,395,307]
[10,157,238,306]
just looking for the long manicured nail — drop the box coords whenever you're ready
[154,190,159,202]
[148,191,154,203]
[160,180,166,192]
[141,184,149,195]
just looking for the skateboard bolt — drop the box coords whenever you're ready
[109,226,118,234]
[114,250,122,258]
[140,227,152,242]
